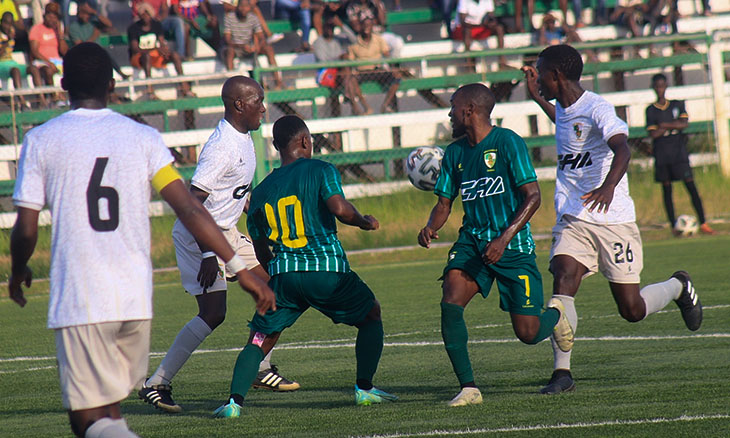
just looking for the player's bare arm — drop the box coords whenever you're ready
[8,207,39,307]
[160,179,275,314]
[418,195,452,248]
[482,181,540,265]
[581,133,630,213]
[188,185,220,289]
[521,65,556,122]
[326,194,379,231]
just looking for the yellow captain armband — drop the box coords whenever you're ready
[152,163,182,193]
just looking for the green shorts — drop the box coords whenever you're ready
[0,59,25,79]
[249,270,376,334]
[444,232,544,315]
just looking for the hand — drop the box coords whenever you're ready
[521,65,540,101]
[197,255,221,289]
[581,184,615,213]
[361,215,379,231]
[481,235,507,265]
[158,45,171,58]
[8,266,32,307]
[418,226,438,248]
[47,62,59,75]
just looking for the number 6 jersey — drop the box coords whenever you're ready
[247,158,349,276]
[13,108,174,329]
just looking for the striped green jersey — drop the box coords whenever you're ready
[247,158,350,275]
[434,126,537,254]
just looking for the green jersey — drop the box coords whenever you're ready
[434,126,537,254]
[247,158,350,275]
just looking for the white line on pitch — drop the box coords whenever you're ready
[352,414,730,437]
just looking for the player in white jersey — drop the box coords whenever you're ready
[8,43,275,438]
[138,76,299,414]
[521,44,702,395]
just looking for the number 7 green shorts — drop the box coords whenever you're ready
[444,232,544,316]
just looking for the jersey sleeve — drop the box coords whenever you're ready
[645,105,658,131]
[434,145,459,200]
[503,131,537,187]
[146,129,175,182]
[12,133,45,211]
[593,99,629,143]
[319,162,345,201]
[246,203,264,241]
[677,100,688,119]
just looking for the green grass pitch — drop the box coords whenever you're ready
[1,234,729,437]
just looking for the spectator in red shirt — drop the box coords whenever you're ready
[28,2,67,104]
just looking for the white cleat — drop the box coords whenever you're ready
[447,387,483,407]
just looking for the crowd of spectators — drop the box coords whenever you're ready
[0,0,720,111]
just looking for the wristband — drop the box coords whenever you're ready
[225,254,247,274]
[202,251,216,259]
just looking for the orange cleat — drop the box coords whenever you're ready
[699,223,716,235]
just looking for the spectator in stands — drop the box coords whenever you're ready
[0,11,37,109]
[0,0,26,45]
[170,0,219,59]
[127,1,194,99]
[131,0,187,59]
[313,16,367,115]
[452,0,507,68]
[345,0,403,59]
[222,0,284,88]
[222,0,285,45]
[29,2,67,105]
[535,13,596,62]
[514,0,534,33]
[347,16,398,113]
[273,0,312,52]
[68,2,129,79]
[558,0,585,28]
[433,0,457,38]
[610,0,666,57]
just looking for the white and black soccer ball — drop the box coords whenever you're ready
[406,146,444,191]
[674,214,699,236]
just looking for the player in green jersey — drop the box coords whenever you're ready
[418,83,573,407]
[212,115,397,418]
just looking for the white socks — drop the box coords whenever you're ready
[551,295,577,371]
[259,349,274,372]
[640,278,682,318]
[85,418,139,438]
[147,316,212,386]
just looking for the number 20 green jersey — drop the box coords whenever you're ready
[434,126,537,254]
[247,158,350,275]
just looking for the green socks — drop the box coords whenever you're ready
[527,307,560,344]
[441,302,474,385]
[230,344,265,401]
[356,319,384,385]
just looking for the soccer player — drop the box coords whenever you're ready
[521,44,702,395]
[417,83,573,407]
[139,76,299,414]
[212,114,397,418]
[8,43,275,438]
[646,73,714,236]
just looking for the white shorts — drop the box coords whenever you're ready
[55,320,150,411]
[550,215,643,284]
[173,220,260,295]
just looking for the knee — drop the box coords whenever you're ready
[366,300,381,322]
[199,309,226,329]
[618,305,644,323]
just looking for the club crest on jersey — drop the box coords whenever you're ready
[484,150,497,170]
[573,123,583,140]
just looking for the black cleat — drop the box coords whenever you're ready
[672,271,702,331]
[252,365,301,391]
[139,382,182,413]
[540,369,576,395]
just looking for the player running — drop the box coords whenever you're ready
[521,44,702,395]
[139,76,299,414]
[417,83,573,407]
[8,43,274,438]
[212,115,397,418]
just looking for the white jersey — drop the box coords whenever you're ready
[457,0,494,25]
[189,118,256,230]
[13,108,174,329]
[554,90,636,225]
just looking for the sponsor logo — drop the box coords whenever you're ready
[484,150,497,170]
[557,152,593,171]
[449,252,456,261]
[573,123,583,140]
[461,176,505,201]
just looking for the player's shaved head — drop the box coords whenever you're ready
[454,83,496,117]
[62,42,113,101]
[273,115,309,151]
[222,75,261,107]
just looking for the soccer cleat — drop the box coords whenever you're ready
[138,383,182,413]
[213,398,242,418]
[672,271,702,331]
[447,387,483,407]
[699,223,716,235]
[355,385,399,406]
[547,297,574,352]
[540,369,576,395]
[252,365,301,391]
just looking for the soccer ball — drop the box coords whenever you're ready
[406,146,444,191]
[674,214,699,236]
